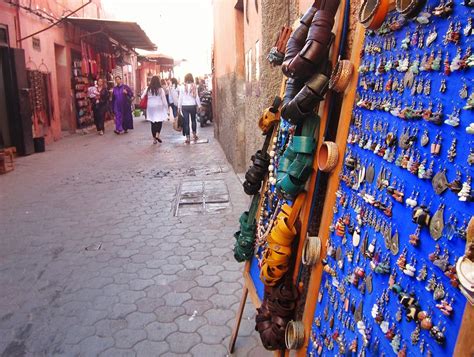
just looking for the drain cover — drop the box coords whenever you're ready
[175,180,231,216]
[85,242,102,251]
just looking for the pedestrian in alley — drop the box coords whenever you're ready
[111,76,134,134]
[178,73,201,144]
[94,78,109,135]
[161,78,170,113]
[169,78,179,119]
[141,76,168,144]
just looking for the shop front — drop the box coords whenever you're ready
[65,18,156,129]
[136,53,174,97]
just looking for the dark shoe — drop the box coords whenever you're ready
[281,71,331,124]
[283,0,340,80]
[282,79,305,108]
[282,2,320,70]
[114,130,121,135]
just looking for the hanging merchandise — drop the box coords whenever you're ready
[267,26,293,66]
[72,49,93,127]
[27,66,54,138]
[231,0,341,352]
[308,1,473,356]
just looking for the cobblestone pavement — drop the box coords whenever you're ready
[0,119,270,357]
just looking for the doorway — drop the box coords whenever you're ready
[0,53,11,148]
[54,44,69,131]
[0,46,33,155]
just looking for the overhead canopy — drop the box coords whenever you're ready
[66,17,156,51]
[138,53,174,66]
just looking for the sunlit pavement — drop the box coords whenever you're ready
[0,119,270,356]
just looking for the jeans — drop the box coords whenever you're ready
[181,105,197,136]
[170,103,178,118]
[151,122,163,138]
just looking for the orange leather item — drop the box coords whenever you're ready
[369,0,389,30]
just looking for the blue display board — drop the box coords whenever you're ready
[249,119,295,303]
[250,250,266,301]
[308,3,473,356]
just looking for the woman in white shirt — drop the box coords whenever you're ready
[169,78,179,119]
[141,76,168,144]
[178,73,201,144]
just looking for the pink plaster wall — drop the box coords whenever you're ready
[299,0,314,15]
[243,0,262,56]
[213,0,245,79]
[0,0,103,142]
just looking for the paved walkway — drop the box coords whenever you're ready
[0,119,269,357]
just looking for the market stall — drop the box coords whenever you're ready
[229,0,348,353]
[65,17,156,128]
[229,0,474,355]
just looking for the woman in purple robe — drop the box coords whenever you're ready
[111,76,134,134]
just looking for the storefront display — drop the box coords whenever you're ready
[72,56,93,127]
[231,0,342,352]
[27,66,53,138]
[72,40,117,128]
[230,0,473,355]
[307,1,473,356]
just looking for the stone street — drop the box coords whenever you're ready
[0,119,269,357]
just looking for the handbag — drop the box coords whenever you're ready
[139,94,148,109]
[173,113,183,132]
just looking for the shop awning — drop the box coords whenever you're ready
[66,17,157,51]
[138,53,174,66]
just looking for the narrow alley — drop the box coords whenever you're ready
[0,120,268,357]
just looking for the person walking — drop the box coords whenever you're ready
[169,78,179,119]
[142,76,168,144]
[111,76,134,134]
[161,79,170,112]
[88,80,99,129]
[94,78,109,135]
[178,73,201,144]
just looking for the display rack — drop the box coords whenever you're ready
[300,2,473,356]
[229,1,350,354]
[72,59,93,128]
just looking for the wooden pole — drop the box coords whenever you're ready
[228,286,249,353]
[453,303,474,357]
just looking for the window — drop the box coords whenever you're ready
[246,49,252,82]
[32,37,41,51]
[0,24,8,47]
[255,40,260,81]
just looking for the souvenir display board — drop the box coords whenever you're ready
[248,119,296,303]
[230,1,353,353]
[307,2,473,356]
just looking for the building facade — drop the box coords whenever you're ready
[0,0,154,156]
[0,0,104,153]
